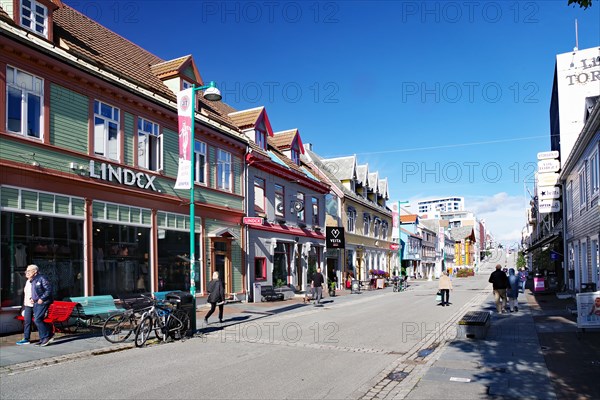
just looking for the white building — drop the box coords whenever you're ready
[415,197,464,216]
[551,46,600,162]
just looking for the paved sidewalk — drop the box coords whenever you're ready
[0,285,385,372]
[401,289,600,400]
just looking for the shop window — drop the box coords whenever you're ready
[157,230,200,292]
[255,257,266,281]
[273,243,289,286]
[138,117,162,171]
[94,100,120,161]
[0,212,84,307]
[6,66,43,139]
[92,222,150,297]
[20,0,48,37]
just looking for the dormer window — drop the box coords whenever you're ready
[291,146,300,165]
[256,129,267,150]
[20,0,48,38]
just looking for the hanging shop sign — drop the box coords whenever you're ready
[326,227,345,249]
[89,160,158,191]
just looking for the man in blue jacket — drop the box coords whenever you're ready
[28,265,54,346]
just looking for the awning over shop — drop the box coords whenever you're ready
[523,233,561,254]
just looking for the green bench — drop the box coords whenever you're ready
[69,295,120,324]
[457,311,490,339]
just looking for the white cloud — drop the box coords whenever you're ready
[466,193,528,246]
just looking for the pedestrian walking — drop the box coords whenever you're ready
[204,271,225,324]
[489,264,509,313]
[28,264,54,346]
[518,267,528,293]
[312,267,325,305]
[16,267,36,345]
[507,268,520,312]
[438,271,453,306]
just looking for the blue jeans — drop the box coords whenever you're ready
[33,301,51,340]
[520,280,526,292]
[22,306,33,341]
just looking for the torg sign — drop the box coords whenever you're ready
[326,227,345,249]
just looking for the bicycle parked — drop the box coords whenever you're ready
[102,296,153,344]
[392,276,408,292]
[134,296,190,347]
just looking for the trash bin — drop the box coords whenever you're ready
[351,279,361,294]
[166,291,195,336]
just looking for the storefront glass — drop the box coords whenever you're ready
[273,243,289,286]
[157,230,200,292]
[1,211,84,307]
[92,222,150,297]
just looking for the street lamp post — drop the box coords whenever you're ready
[179,81,222,333]
[397,200,409,278]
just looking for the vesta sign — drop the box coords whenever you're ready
[89,161,158,191]
[326,227,345,249]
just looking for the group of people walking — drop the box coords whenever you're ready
[489,264,527,313]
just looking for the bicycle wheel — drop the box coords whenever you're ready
[103,312,135,343]
[168,310,190,340]
[135,316,153,347]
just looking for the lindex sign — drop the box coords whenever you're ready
[326,227,345,249]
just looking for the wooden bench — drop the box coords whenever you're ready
[69,295,120,324]
[457,311,491,339]
[261,285,284,302]
[15,301,78,333]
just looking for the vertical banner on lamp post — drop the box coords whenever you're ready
[175,89,193,189]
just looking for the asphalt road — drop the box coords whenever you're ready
[1,251,503,400]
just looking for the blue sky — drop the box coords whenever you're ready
[66,1,600,244]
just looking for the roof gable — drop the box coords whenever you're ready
[321,155,356,181]
[150,55,202,83]
[272,129,304,154]
[356,164,369,185]
[228,106,273,135]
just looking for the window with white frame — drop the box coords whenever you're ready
[591,149,599,197]
[6,66,43,139]
[311,197,319,226]
[382,221,388,240]
[591,237,599,285]
[567,180,573,221]
[182,80,193,90]
[275,184,285,217]
[254,177,265,213]
[194,141,207,184]
[579,164,587,210]
[373,218,380,238]
[217,149,232,191]
[297,192,305,222]
[94,100,120,161]
[347,208,356,233]
[363,213,371,236]
[138,118,162,171]
[20,0,48,37]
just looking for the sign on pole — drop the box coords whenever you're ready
[537,172,560,187]
[539,199,561,214]
[326,227,345,249]
[537,150,559,160]
[538,159,561,173]
[174,88,193,190]
[538,186,561,200]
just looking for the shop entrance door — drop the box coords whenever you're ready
[212,240,231,294]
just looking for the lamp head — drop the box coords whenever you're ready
[202,81,222,102]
